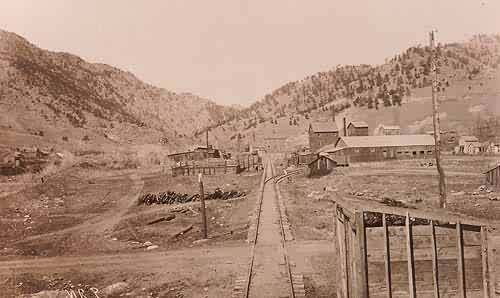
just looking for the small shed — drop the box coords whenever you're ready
[374,124,401,136]
[457,136,480,154]
[308,153,337,177]
[347,121,369,136]
[484,163,500,187]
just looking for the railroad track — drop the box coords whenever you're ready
[235,161,305,298]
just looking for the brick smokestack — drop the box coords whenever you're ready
[343,117,347,136]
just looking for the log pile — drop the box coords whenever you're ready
[138,188,246,205]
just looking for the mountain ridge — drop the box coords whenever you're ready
[0,28,239,148]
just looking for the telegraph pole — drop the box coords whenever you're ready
[430,30,447,208]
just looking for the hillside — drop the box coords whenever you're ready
[0,29,239,149]
[206,34,500,151]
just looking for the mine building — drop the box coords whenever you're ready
[456,136,480,154]
[319,134,435,163]
[308,121,339,152]
[168,145,221,162]
[374,124,401,136]
[347,121,369,136]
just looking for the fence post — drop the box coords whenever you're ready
[430,220,440,298]
[382,213,392,298]
[456,222,466,298]
[332,203,341,297]
[406,212,416,298]
[337,210,349,298]
[481,226,491,298]
[355,211,368,298]
[199,173,208,239]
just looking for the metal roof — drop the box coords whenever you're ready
[348,121,368,128]
[309,121,338,133]
[318,134,435,152]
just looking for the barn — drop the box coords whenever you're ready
[319,134,435,163]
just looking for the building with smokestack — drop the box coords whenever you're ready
[308,121,339,152]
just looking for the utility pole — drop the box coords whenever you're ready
[430,30,447,208]
[198,173,208,239]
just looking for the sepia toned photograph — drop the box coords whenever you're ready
[0,1,499,297]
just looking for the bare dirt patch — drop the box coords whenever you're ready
[114,172,261,251]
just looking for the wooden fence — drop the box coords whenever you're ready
[333,196,495,297]
[171,156,262,177]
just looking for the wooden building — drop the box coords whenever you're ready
[485,164,500,187]
[168,146,221,162]
[308,121,339,152]
[481,137,500,154]
[307,154,337,176]
[456,136,480,154]
[320,134,435,163]
[374,124,401,136]
[347,121,369,136]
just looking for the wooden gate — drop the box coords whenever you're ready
[333,197,494,297]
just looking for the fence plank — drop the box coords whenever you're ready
[356,211,369,298]
[345,215,352,297]
[481,227,491,298]
[338,210,349,298]
[382,213,392,298]
[333,204,343,298]
[430,220,440,298]
[457,222,466,298]
[406,212,416,298]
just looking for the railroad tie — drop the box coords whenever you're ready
[291,274,306,297]
[232,276,248,298]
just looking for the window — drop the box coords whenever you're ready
[427,150,433,154]
[412,151,417,156]
[397,151,402,154]
[420,151,425,155]
[405,151,409,154]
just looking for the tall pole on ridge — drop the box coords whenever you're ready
[430,30,447,208]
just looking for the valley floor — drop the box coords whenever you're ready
[1,154,500,297]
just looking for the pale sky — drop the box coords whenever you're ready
[0,1,499,105]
